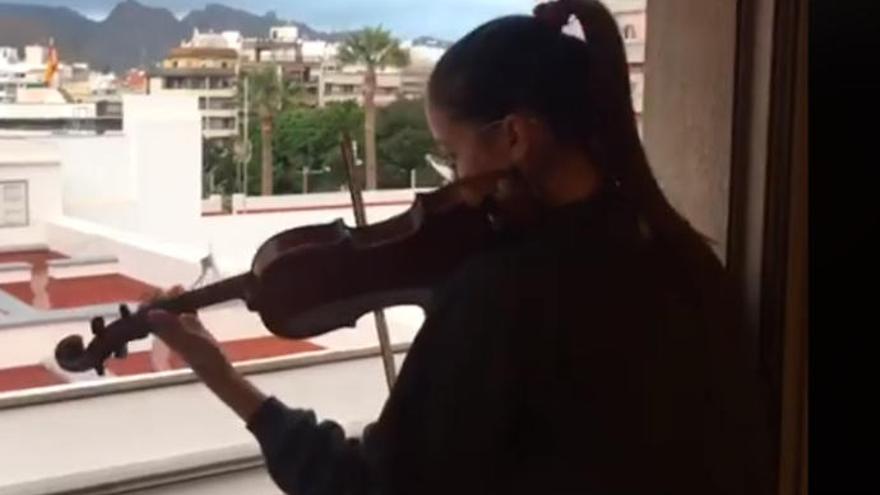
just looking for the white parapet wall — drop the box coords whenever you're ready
[202,190,423,275]
[232,188,425,214]
[0,349,407,494]
[0,262,31,284]
[201,194,223,215]
[45,216,204,289]
[46,255,119,280]
[0,138,63,249]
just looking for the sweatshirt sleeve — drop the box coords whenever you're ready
[246,396,380,495]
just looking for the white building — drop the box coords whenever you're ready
[0,64,27,103]
[236,26,446,107]
[221,30,244,52]
[0,59,45,104]
[24,45,48,66]
[612,6,646,131]
[184,28,243,51]
[148,46,239,140]
[0,47,19,64]
[301,40,333,63]
[270,25,299,42]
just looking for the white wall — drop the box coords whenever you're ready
[46,216,204,289]
[55,133,134,212]
[0,353,404,492]
[1,93,204,247]
[233,188,420,213]
[124,94,203,244]
[269,26,299,41]
[0,138,62,248]
[0,102,96,118]
[203,198,416,275]
[202,194,223,214]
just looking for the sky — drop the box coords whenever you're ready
[5,0,645,40]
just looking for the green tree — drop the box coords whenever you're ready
[243,99,443,195]
[338,27,410,190]
[202,139,238,197]
[273,102,365,193]
[242,65,302,195]
[376,99,445,188]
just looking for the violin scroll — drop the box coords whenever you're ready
[54,304,149,375]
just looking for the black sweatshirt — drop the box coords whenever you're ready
[246,189,774,495]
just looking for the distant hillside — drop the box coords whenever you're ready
[0,4,96,64]
[83,0,187,72]
[0,0,451,73]
[181,3,285,38]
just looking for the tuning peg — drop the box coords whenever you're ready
[119,304,132,319]
[114,344,128,359]
[91,317,106,337]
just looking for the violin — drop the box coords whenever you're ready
[54,169,540,375]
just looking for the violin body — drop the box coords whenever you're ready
[55,170,536,374]
[247,175,505,338]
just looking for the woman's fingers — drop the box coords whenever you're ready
[146,309,183,337]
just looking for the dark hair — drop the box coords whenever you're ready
[430,16,595,146]
[429,13,732,316]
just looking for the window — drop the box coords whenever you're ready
[0,180,28,227]
[207,97,237,110]
[2,3,801,493]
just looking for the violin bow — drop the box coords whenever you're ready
[340,132,398,391]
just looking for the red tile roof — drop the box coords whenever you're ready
[0,249,66,265]
[1,274,157,310]
[0,364,64,393]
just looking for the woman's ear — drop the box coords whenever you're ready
[502,114,540,165]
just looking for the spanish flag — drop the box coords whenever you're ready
[44,38,59,86]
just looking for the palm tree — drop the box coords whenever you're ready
[243,65,301,195]
[338,27,410,190]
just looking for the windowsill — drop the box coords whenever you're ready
[0,343,410,410]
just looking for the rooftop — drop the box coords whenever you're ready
[149,67,237,78]
[167,47,239,60]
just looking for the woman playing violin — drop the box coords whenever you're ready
[147,1,773,493]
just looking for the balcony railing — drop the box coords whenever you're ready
[0,117,122,134]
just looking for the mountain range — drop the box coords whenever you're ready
[0,0,452,73]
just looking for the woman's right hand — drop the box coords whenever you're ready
[143,287,268,423]
[144,286,233,381]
